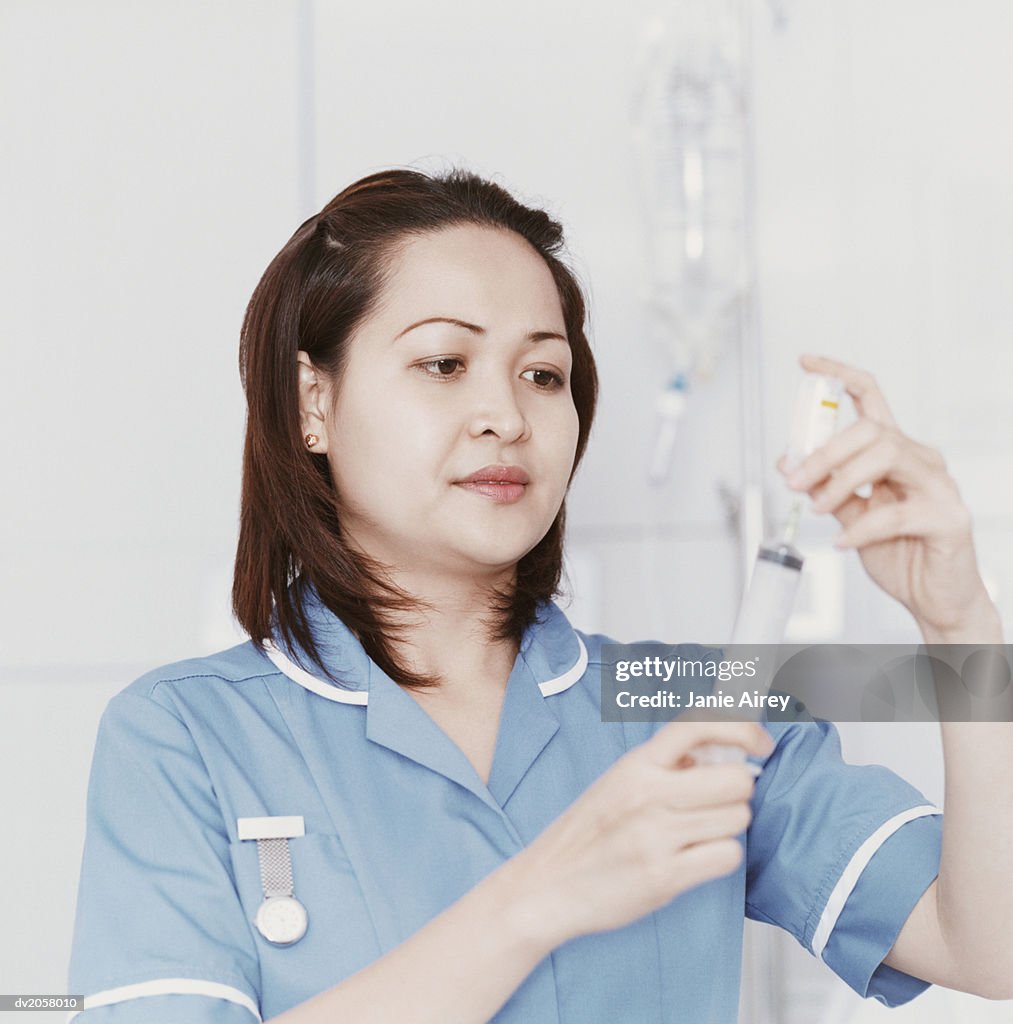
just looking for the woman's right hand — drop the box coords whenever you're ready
[268,718,774,1024]
[505,719,774,947]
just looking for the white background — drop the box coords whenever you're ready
[2,1,1012,1021]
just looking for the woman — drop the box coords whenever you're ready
[67,167,1010,1023]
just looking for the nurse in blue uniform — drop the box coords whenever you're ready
[67,168,1011,1023]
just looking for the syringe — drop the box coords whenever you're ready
[694,372,843,767]
[733,372,843,646]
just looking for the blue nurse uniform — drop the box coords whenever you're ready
[67,583,943,1022]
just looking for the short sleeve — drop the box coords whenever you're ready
[745,719,943,1008]
[66,692,262,1022]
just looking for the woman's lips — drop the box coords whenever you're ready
[455,480,527,503]
[455,464,529,503]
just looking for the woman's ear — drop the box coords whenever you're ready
[297,351,330,453]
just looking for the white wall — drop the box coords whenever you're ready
[0,0,302,1009]
[749,4,1013,1020]
[2,1,1011,1021]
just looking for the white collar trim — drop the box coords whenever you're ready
[262,640,368,704]
[263,635,588,704]
[539,635,588,696]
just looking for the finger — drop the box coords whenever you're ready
[809,436,926,514]
[833,497,941,549]
[672,837,744,886]
[657,763,760,810]
[799,354,898,429]
[782,418,880,490]
[820,489,869,531]
[641,719,774,768]
[667,802,753,851]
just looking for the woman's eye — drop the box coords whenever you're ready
[414,360,565,390]
[417,358,464,379]
[521,368,566,390]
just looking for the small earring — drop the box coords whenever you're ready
[304,433,319,449]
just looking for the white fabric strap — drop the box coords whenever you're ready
[65,977,261,1022]
[811,803,943,958]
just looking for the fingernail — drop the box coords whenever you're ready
[832,533,850,549]
[787,472,805,488]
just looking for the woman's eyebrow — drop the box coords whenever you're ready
[394,316,567,344]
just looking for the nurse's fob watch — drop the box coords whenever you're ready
[237,815,309,945]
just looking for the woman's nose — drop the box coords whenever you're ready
[467,378,530,443]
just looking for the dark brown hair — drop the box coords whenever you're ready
[233,166,598,689]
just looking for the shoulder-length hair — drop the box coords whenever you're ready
[233,166,599,690]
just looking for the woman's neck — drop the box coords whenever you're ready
[383,567,520,696]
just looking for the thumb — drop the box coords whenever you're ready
[639,717,774,769]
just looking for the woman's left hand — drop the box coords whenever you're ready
[778,354,998,640]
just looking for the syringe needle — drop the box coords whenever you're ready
[782,498,804,545]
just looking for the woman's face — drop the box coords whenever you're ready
[300,224,580,580]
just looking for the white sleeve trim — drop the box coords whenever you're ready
[811,803,943,959]
[65,977,261,1022]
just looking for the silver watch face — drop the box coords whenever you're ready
[255,896,309,945]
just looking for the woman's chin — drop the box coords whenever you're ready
[446,531,546,575]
